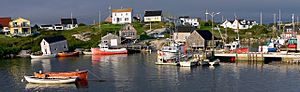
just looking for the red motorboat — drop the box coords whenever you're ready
[230,48,249,54]
[34,70,88,80]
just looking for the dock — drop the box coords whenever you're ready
[215,52,300,61]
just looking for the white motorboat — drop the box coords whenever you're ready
[30,54,57,59]
[179,58,198,67]
[24,76,78,84]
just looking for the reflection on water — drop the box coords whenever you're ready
[2,54,300,91]
[25,83,77,91]
[31,59,51,72]
[92,54,127,64]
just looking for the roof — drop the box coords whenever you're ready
[195,30,212,40]
[54,24,63,26]
[43,35,67,43]
[175,25,195,32]
[61,18,78,25]
[179,16,190,18]
[40,24,53,27]
[0,17,11,27]
[112,8,133,13]
[144,10,162,17]
[102,33,119,39]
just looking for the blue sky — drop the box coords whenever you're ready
[1,0,300,24]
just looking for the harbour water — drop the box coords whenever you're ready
[1,53,300,92]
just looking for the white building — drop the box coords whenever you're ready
[221,19,257,29]
[40,25,54,30]
[61,18,78,30]
[40,36,68,55]
[179,16,199,28]
[144,10,162,22]
[54,24,63,31]
[112,8,132,24]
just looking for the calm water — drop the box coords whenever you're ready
[1,53,300,92]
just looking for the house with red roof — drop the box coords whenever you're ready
[0,17,11,33]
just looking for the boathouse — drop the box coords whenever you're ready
[41,36,68,55]
[173,25,195,43]
[101,33,121,47]
[186,30,212,48]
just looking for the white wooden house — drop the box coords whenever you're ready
[221,19,257,29]
[40,24,54,30]
[112,8,132,24]
[179,16,199,28]
[40,36,68,55]
[144,10,162,22]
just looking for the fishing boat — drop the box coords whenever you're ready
[30,54,57,59]
[24,76,78,84]
[156,41,184,65]
[288,38,297,49]
[34,70,88,80]
[57,51,79,57]
[91,44,128,55]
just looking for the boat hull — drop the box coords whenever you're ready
[57,52,79,57]
[91,48,128,55]
[30,54,56,59]
[24,76,77,84]
[34,70,88,80]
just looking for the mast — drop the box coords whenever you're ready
[273,13,277,37]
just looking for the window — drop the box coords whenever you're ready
[125,18,129,21]
[44,42,46,45]
[22,22,28,27]
[14,29,18,34]
[13,22,18,27]
[55,48,57,50]
[126,13,128,15]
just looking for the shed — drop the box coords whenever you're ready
[41,35,68,55]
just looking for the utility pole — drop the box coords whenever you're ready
[206,12,220,56]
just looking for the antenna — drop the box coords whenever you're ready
[205,9,208,22]
[260,12,263,26]
[99,10,101,29]
[292,14,295,31]
[234,12,237,19]
[71,12,74,28]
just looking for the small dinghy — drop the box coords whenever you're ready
[24,76,78,84]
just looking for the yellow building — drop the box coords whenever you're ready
[9,17,31,35]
